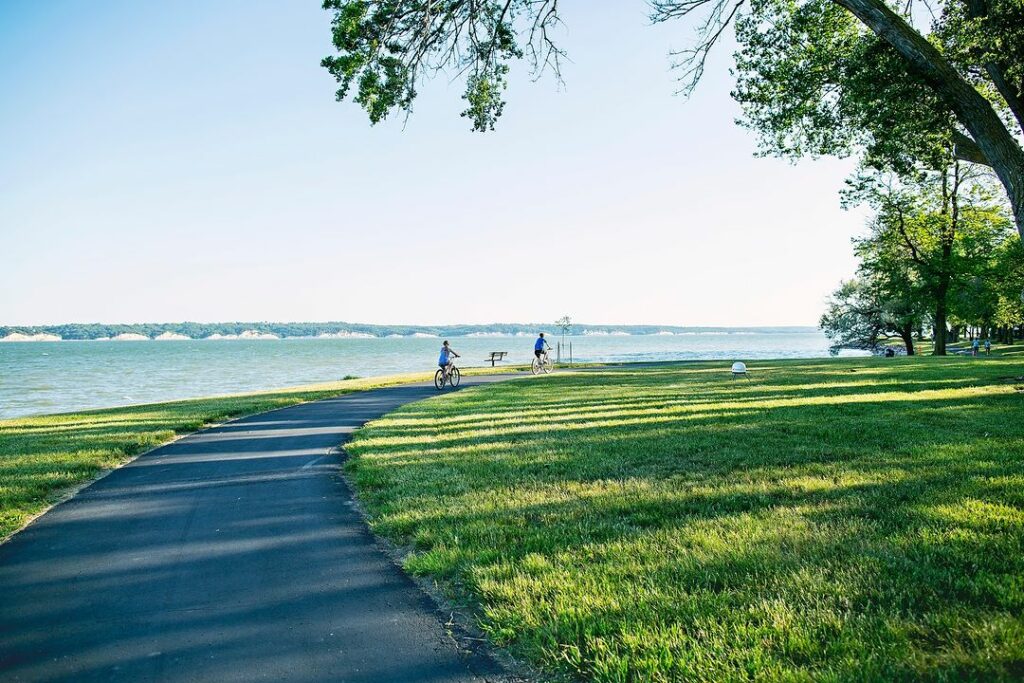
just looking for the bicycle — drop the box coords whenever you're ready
[434,363,461,389]
[531,350,554,375]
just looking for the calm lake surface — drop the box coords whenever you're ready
[0,331,848,419]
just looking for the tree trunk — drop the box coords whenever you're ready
[932,313,947,355]
[963,0,1024,134]
[833,0,1024,240]
[900,323,915,355]
[933,283,949,356]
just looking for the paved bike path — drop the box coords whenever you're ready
[0,377,518,682]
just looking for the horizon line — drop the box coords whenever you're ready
[1,320,820,330]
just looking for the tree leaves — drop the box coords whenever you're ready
[732,0,955,173]
[824,164,1020,352]
[321,0,559,131]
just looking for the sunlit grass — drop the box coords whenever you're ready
[346,354,1024,681]
[0,369,510,541]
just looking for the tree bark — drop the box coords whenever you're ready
[952,131,991,167]
[933,288,948,355]
[832,0,1024,240]
[984,64,1024,135]
[963,0,1024,134]
[900,323,915,355]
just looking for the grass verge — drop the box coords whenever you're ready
[0,366,523,542]
[346,354,1024,681]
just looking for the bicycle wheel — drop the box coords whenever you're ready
[449,366,461,387]
[434,368,445,389]
[542,357,554,374]
[531,357,541,375]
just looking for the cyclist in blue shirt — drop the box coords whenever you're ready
[438,340,459,382]
[534,333,550,360]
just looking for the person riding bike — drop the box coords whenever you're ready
[438,340,460,382]
[534,332,551,360]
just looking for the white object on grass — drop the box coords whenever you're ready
[731,362,749,379]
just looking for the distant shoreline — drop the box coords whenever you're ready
[0,322,819,343]
[0,331,839,420]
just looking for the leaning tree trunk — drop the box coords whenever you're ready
[833,0,1024,240]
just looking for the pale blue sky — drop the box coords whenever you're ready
[0,0,864,327]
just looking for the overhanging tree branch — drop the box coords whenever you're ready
[831,0,1024,238]
[652,0,745,98]
[984,63,1024,135]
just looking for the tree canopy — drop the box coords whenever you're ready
[321,0,1024,236]
[822,162,1020,353]
[820,275,922,354]
[320,0,564,131]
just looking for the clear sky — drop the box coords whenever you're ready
[0,0,866,327]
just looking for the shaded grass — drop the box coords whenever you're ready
[346,354,1024,682]
[0,367,524,541]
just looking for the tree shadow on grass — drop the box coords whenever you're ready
[347,358,1024,681]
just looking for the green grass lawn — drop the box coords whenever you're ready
[346,355,1024,681]
[0,370,482,542]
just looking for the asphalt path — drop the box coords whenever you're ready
[0,375,520,682]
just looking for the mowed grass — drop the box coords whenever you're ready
[0,369,497,541]
[346,355,1024,682]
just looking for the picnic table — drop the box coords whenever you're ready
[485,351,509,367]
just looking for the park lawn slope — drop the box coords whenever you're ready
[0,369,515,541]
[346,356,1024,682]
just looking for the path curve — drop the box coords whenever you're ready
[0,375,519,682]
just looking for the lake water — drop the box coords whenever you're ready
[0,331,847,419]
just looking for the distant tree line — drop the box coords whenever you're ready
[0,322,817,341]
